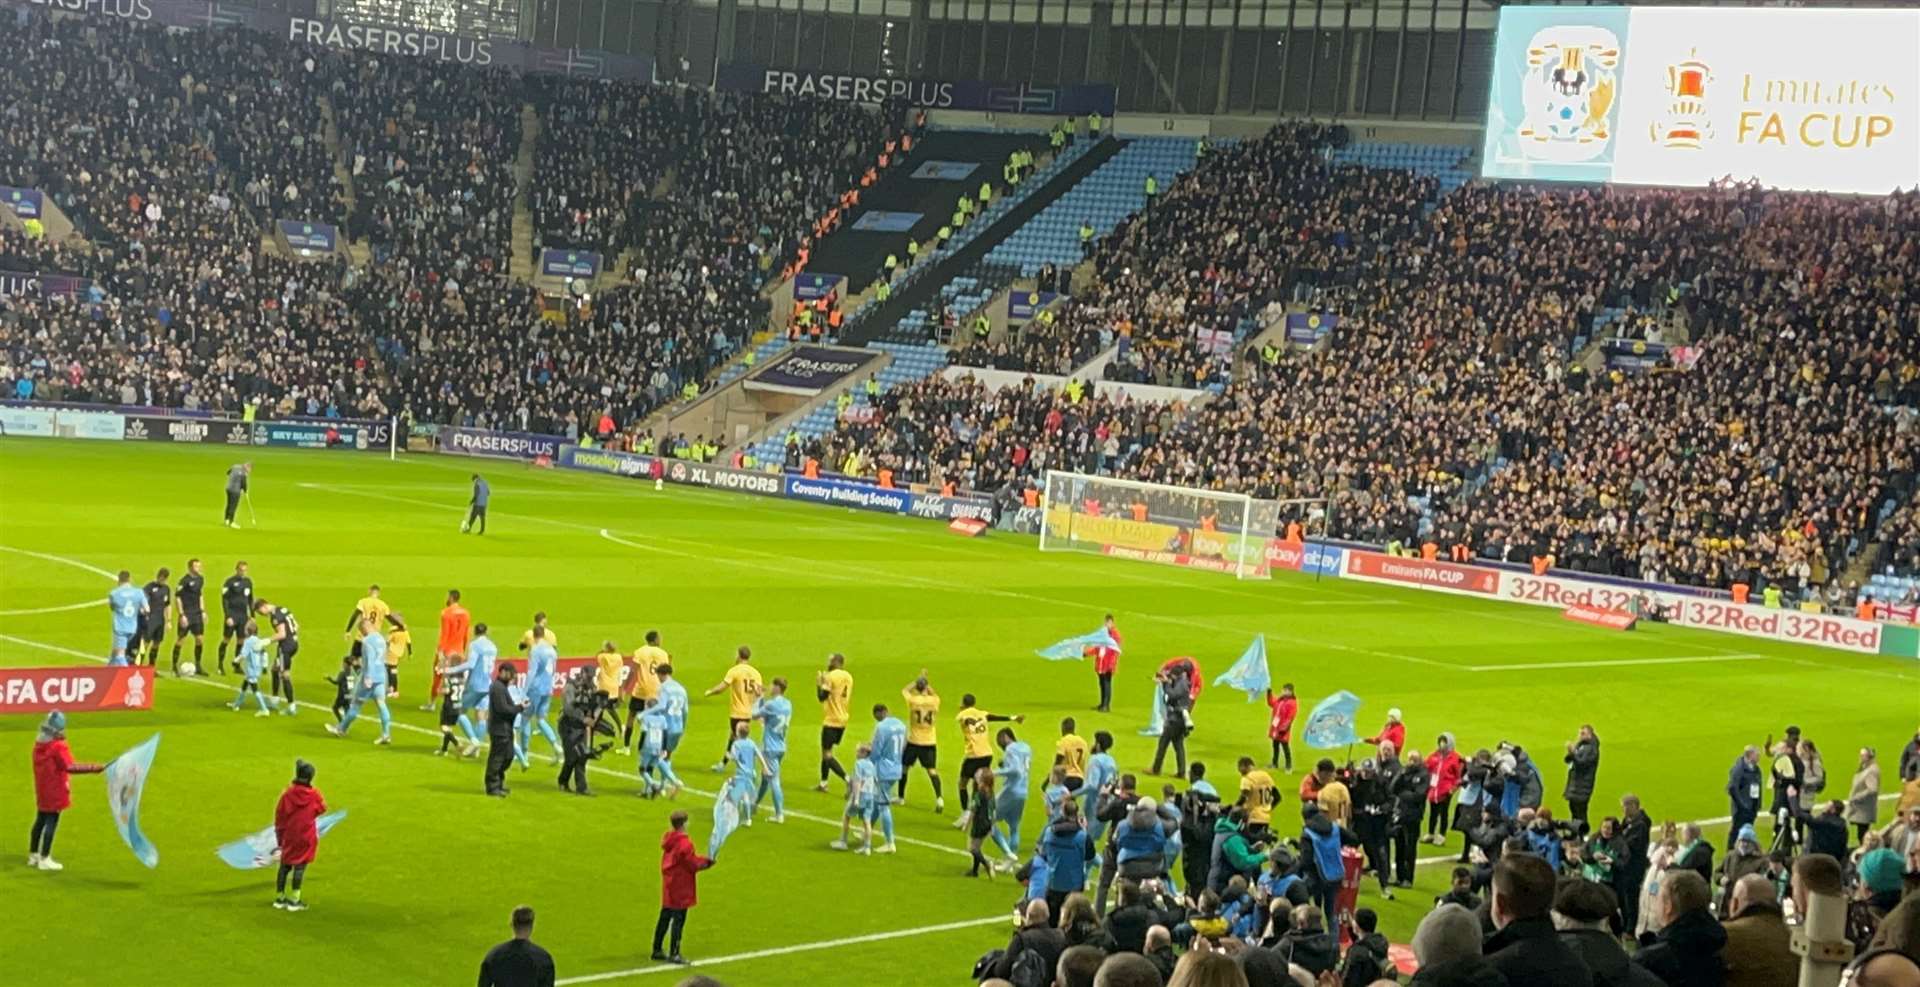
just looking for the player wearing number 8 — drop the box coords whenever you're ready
[900,671,943,811]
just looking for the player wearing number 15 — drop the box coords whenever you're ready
[705,647,763,771]
[900,672,944,812]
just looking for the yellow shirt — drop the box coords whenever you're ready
[353,596,391,639]
[594,649,624,695]
[956,706,996,759]
[722,663,764,719]
[1239,770,1277,825]
[1317,780,1352,828]
[1055,734,1089,780]
[521,626,559,653]
[629,645,667,700]
[903,689,940,746]
[819,668,853,727]
[385,628,411,664]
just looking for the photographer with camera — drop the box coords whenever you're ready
[559,667,614,795]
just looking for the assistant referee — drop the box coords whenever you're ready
[223,461,251,527]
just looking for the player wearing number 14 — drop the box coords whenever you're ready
[901,671,943,812]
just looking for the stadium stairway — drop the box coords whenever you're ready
[743,340,950,466]
[508,103,541,282]
[837,135,1125,348]
[1328,140,1476,197]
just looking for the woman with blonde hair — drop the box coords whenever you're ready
[1167,944,1250,987]
[1056,891,1100,947]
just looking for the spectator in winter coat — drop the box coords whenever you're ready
[1500,745,1544,818]
[1552,878,1662,987]
[273,759,326,911]
[1363,709,1405,756]
[1564,726,1601,832]
[1900,731,1920,782]
[1426,734,1465,845]
[1209,807,1266,895]
[1631,870,1727,987]
[1102,879,1175,953]
[1349,758,1396,900]
[1725,747,1763,845]
[992,898,1067,983]
[1277,903,1338,976]
[1846,748,1882,844]
[1717,826,1769,917]
[654,810,713,964]
[1718,875,1793,987]
[1044,801,1095,917]
[1672,824,1715,885]
[28,711,104,872]
[1297,804,1359,921]
[1391,750,1430,886]
[1486,853,1596,987]
[1409,903,1503,987]
[477,906,557,987]
[1616,795,1654,933]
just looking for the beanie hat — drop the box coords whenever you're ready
[37,710,66,742]
[1736,824,1757,845]
[1860,848,1905,895]
[294,759,316,784]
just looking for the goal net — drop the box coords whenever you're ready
[1038,471,1324,580]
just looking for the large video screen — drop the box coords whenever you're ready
[1480,6,1920,194]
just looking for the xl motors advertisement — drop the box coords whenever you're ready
[1481,6,1920,194]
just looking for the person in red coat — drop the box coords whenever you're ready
[652,810,714,965]
[1365,708,1407,757]
[30,711,104,872]
[1266,684,1299,772]
[274,759,327,911]
[1423,732,1465,845]
[1088,614,1121,712]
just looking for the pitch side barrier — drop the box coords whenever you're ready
[0,401,396,451]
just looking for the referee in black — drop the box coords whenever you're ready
[223,461,251,527]
[216,560,254,674]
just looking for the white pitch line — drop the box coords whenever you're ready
[0,544,113,618]
[555,915,1010,985]
[0,600,105,617]
[0,632,972,861]
[1466,654,1765,672]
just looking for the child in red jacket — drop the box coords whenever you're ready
[31,711,104,872]
[652,810,714,964]
[274,759,327,911]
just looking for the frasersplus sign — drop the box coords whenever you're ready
[715,63,1117,116]
[2,0,653,80]
[442,426,565,461]
[0,666,154,714]
[744,345,873,396]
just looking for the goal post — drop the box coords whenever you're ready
[1038,471,1324,580]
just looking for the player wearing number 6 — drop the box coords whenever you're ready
[900,671,944,812]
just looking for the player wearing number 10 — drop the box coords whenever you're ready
[900,672,943,812]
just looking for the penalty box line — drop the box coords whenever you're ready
[0,632,972,861]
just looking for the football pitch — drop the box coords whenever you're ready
[1,438,1915,986]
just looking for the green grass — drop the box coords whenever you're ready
[0,438,1914,986]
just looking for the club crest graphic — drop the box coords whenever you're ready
[1516,26,1621,161]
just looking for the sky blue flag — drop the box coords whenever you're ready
[104,733,160,868]
[1302,691,1362,749]
[1213,635,1270,701]
[708,795,742,859]
[1036,627,1120,661]
[215,811,349,869]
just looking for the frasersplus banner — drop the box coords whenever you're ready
[442,426,565,461]
[0,666,155,713]
[1,0,653,81]
[743,345,873,396]
[716,63,1117,116]
[1,268,92,300]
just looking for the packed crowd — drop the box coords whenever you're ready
[0,13,903,438]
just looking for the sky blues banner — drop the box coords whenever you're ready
[0,0,653,81]
[442,426,564,461]
[744,345,872,396]
[539,249,602,279]
[0,185,44,219]
[1285,312,1336,344]
[105,733,161,869]
[716,63,1117,116]
[216,810,348,869]
[792,273,844,301]
[276,219,337,253]
[1007,290,1060,321]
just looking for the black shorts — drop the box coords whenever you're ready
[177,611,206,636]
[903,743,938,770]
[1064,776,1085,793]
[959,755,993,784]
[222,612,248,635]
[277,638,300,666]
[136,619,166,646]
[821,725,846,750]
[728,717,749,738]
[628,697,653,717]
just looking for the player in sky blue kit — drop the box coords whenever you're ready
[636,706,684,798]
[1083,730,1119,841]
[725,722,769,829]
[517,627,563,766]
[869,704,907,807]
[107,571,147,666]
[992,727,1033,862]
[229,623,273,715]
[328,618,392,743]
[440,624,497,757]
[752,678,792,823]
[654,664,690,754]
[833,743,893,854]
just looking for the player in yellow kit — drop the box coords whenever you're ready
[704,645,762,770]
[815,652,853,790]
[518,611,558,654]
[952,693,1024,827]
[1236,756,1279,841]
[593,640,624,702]
[384,614,411,700]
[620,629,668,754]
[899,670,944,812]
[341,584,393,660]
[1054,717,1090,794]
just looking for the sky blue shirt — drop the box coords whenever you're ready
[240,635,270,680]
[657,679,690,733]
[871,716,907,781]
[526,641,557,697]
[361,631,389,690]
[1086,751,1119,793]
[853,757,881,809]
[459,636,498,699]
[753,694,792,758]
[639,709,669,756]
[730,736,760,789]
[108,584,145,633]
[997,740,1032,795]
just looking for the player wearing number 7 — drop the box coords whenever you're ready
[900,671,944,812]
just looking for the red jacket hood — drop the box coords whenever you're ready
[280,782,325,814]
[662,828,693,854]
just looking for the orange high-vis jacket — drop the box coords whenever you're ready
[803,458,820,479]
[1857,599,1876,620]
[878,469,894,489]
[1731,583,1750,604]
[1022,488,1040,508]
[1420,542,1439,560]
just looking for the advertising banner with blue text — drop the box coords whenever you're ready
[0,185,44,219]
[539,249,602,279]
[276,220,338,253]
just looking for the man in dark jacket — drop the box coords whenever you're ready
[1802,800,1849,861]
[1725,746,1762,846]
[1486,852,1596,987]
[1719,874,1792,987]
[1278,903,1339,976]
[1297,804,1359,921]
[1092,773,1142,914]
[485,663,525,797]
[1350,758,1396,900]
[477,905,556,987]
[1100,879,1173,953]
[1564,726,1601,832]
[1632,870,1727,987]
[1672,824,1714,886]
[990,898,1066,982]
[1391,750,1430,887]
[1616,795,1653,933]
[1554,878,1663,987]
